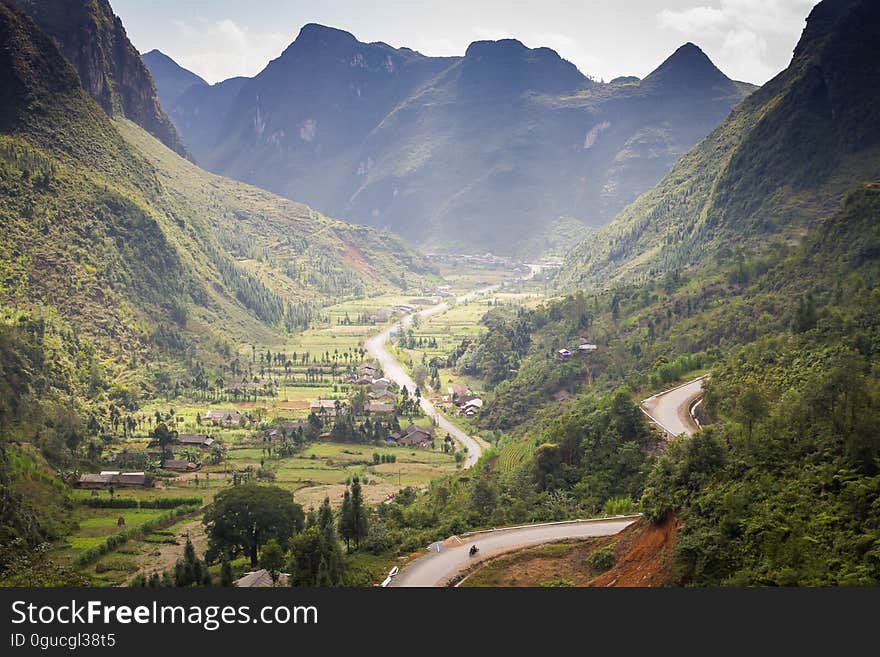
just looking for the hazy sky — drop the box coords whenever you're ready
[113,0,818,86]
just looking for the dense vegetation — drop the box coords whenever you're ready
[0,0,432,575]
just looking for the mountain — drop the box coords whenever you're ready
[157,26,754,256]
[163,76,248,164]
[0,0,431,389]
[8,0,190,158]
[443,0,880,586]
[142,48,208,107]
[559,0,880,288]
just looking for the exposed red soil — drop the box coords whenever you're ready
[344,245,375,277]
[459,516,681,587]
[587,516,680,587]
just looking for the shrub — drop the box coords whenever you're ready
[587,544,616,572]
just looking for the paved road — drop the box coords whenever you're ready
[391,517,639,587]
[364,286,498,468]
[640,376,706,437]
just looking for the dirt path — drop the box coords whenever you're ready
[128,516,208,583]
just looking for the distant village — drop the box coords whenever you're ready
[75,358,470,490]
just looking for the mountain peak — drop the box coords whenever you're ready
[642,42,735,94]
[464,38,529,59]
[294,23,358,45]
[460,38,588,95]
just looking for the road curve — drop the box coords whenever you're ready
[364,286,498,468]
[640,376,707,437]
[391,517,639,587]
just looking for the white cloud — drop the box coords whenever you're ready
[657,0,816,83]
[527,31,605,78]
[658,6,727,36]
[170,18,291,83]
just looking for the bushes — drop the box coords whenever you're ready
[81,497,200,509]
[75,505,199,566]
[140,497,201,509]
[587,544,616,572]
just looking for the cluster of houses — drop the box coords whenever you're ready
[76,432,219,488]
[447,385,484,417]
[310,363,399,418]
[557,338,599,360]
[349,363,397,414]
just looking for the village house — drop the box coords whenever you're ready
[367,401,395,414]
[460,398,484,417]
[204,409,243,426]
[578,338,598,352]
[369,389,396,403]
[358,363,381,378]
[76,471,148,489]
[176,434,214,448]
[391,425,433,448]
[163,460,200,473]
[234,569,289,587]
[557,348,573,359]
[310,399,344,417]
[371,378,391,394]
[351,375,375,385]
[448,384,470,398]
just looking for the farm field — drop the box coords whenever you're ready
[59,262,523,584]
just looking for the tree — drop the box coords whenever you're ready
[349,475,368,550]
[260,538,285,586]
[204,483,304,567]
[412,364,428,389]
[220,559,233,587]
[152,422,177,467]
[735,388,768,442]
[338,490,353,552]
[288,498,345,587]
[173,537,211,587]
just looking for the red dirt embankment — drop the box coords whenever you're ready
[587,516,680,587]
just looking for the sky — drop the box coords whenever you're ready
[113,0,819,86]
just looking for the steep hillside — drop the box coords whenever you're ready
[142,49,207,107]
[9,0,189,157]
[430,0,880,587]
[559,0,880,288]
[0,0,430,390]
[160,27,753,256]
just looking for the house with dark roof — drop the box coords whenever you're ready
[234,569,289,587]
[204,409,243,425]
[310,399,343,416]
[391,425,433,448]
[367,401,395,414]
[176,434,214,448]
[163,460,200,473]
[76,471,148,488]
[369,390,396,403]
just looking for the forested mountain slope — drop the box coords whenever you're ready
[0,0,432,564]
[10,0,190,158]
[559,0,880,287]
[403,0,880,586]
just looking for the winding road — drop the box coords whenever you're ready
[391,517,640,587]
[365,286,497,468]
[640,375,707,437]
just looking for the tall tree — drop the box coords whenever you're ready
[260,538,285,585]
[204,483,304,566]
